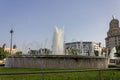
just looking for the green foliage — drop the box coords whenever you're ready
[0,48,9,60]
[16,51,23,55]
[115,45,120,57]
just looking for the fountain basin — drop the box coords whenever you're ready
[5,55,108,68]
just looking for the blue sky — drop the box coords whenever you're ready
[0,0,120,51]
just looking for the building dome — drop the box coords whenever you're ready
[13,44,17,49]
[2,44,7,48]
[106,16,120,51]
[109,16,119,30]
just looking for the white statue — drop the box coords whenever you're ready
[110,47,116,59]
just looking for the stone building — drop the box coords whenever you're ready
[2,44,18,54]
[105,16,120,51]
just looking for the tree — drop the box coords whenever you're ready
[0,48,9,60]
[16,51,23,55]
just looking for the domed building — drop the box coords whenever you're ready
[105,16,120,51]
[2,44,18,54]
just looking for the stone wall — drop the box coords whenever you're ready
[5,55,108,68]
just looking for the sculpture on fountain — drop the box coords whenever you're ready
[110,47,116,59]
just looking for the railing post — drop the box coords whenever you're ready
[98,69,101,80]
[42,72,44,80]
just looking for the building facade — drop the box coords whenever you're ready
[105,17,120,51]
[65,41,102,56]
[2,44,18,54]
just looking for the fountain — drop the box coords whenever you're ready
[5,26,108,68]
[52,27,64,55]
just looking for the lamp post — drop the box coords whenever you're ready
[10,29,14,55]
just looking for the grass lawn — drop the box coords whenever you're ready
[0,67,120,80]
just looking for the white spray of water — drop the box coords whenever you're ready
[52,27,64,55]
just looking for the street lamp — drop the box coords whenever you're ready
[10,29,14,55]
